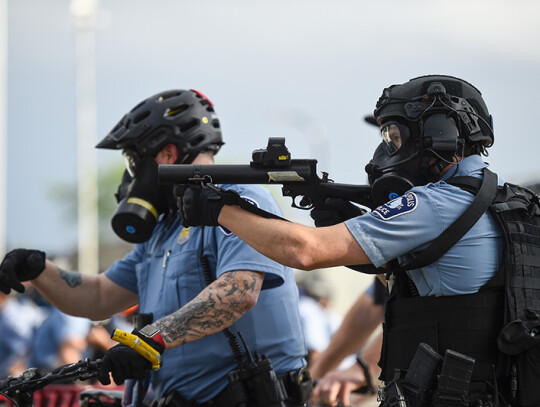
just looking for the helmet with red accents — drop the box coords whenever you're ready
[96,89,224,164]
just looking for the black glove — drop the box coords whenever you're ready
[0,249,46,294]
[174,184,241,227]
[310,198,365,227]
[97,331,165,386]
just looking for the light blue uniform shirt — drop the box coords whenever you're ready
[345,155,503,297]
[106,184,306,402]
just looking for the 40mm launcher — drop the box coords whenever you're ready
[158,137,375,210]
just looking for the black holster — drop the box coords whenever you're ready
[227,357,312,407]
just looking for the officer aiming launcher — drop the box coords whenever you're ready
[158,137,375,210]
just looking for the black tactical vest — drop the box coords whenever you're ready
[379,173,540,406]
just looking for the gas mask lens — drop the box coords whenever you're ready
[380,122,408,156]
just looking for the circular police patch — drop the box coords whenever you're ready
[219,195,260,236]
[373,192,418,220]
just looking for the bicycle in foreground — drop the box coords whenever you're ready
[0,358,126,407]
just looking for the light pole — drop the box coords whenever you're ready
[70,0,99,275]
[0,0,7,258]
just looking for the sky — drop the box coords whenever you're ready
[4,0,540,257]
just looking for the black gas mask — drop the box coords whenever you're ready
[365,114,460,207]
[111,151,171,243]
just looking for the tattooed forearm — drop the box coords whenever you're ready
[58,267,82,288]
[153,270,264,347]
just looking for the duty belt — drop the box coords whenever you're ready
[157,367,312,407]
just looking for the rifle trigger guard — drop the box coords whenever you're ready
[292,196,313,210]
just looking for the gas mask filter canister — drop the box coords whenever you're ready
[111,156,164,244]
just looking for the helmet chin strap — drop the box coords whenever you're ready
[426,158,448,180]
[424,138,465,181]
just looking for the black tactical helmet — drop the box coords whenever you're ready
[366,76,495,206]
[374,75,494,148]
[96,89,224,162]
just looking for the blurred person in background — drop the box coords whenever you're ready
[0,290,46,378]
[309,278,385,407]
[296,273,353,369]
[25,286,91,377]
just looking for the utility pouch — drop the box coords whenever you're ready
[380,343,441,407]
[497,316,540,406]
[227,370,250,407]
[402,343,443,407]
[380,344,476,407]
[432,349,475,407]
[515,345,540,407]
[234,354,287,407]
[281,366,313,404]
[225,329,288,407]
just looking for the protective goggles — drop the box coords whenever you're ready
[380,121,410,156]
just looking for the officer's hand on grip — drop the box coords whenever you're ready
[97,331,165,385]
[0,249,46,294]
[174,184,241,227]
[310,198,366,227]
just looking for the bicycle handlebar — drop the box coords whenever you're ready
[0,359,102,406]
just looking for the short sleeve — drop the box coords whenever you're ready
[105,243,146,293]
[212,184,290,288]
[344,188,445,267]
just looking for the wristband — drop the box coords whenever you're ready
[139,325,165,347]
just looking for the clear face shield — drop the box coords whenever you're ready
[380,121,410,156]
[366,120,421,207]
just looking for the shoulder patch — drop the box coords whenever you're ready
[219,195,260,236]
[373,192,418,220]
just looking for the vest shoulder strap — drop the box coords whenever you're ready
[392,168,499,273]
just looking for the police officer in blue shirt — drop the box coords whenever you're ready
[0,293,46,378]
[27,306,91,372]
[176,76,516,405]
[0,90,310,406]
